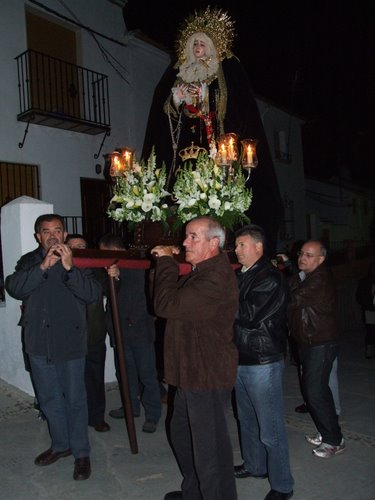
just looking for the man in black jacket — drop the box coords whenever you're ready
[5,214,101,480]
[233,225,294,500]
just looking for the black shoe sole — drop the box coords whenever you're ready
[234,470,268,479]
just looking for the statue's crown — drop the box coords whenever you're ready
[177,6,235,64]
[179,142,207,162]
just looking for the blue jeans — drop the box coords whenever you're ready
[235,361,294,493]
[29,355,90,458]
[299,342,342,445]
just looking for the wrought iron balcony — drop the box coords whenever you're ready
[15,49,111,135]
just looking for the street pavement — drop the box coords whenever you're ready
[0,325,374,500]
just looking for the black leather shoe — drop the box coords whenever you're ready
[89,421,111,432]
[264,489,293,500]
[164,492,182,499]
[34,448,72,466]
[294,403,309,413]
[73,457,91,480]
[234,463,267,479]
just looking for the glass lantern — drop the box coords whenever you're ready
[240,138,258,180]
[216,133,239,165]
[108,147,135,178]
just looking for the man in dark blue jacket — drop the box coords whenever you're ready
[65,234,110,433]
[5,214,101,481]
[233,224,294,500]
[98,233,162,434]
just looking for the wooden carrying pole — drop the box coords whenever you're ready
[72,247,195,455]
[108,274,138,454]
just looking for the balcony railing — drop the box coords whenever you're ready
[63,215,127,248]
[15,49,110,135]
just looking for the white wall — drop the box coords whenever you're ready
[0,196,118,394]
[0,0,170,216]
[257,100,307,249]
[306,178,374,248]
[0,197,53,393]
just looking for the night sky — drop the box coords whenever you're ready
[123,0,375,188]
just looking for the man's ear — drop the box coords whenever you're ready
[255,241,263,254]
[210,237,219,249]
[35,232,41,244]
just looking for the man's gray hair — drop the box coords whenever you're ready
[190,216,226,249]
[235,224,266,246]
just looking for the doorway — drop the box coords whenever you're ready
[26,10,80,118]
[80,177,115,247]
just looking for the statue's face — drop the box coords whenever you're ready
[192,38,207,59]
[185,32,216,62]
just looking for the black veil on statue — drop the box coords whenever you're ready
[142,44,283,258]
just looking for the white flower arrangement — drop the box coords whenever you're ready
[107,150,171,226]
[107,149,253,232]
[173,152,253,229]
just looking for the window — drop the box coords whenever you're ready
[0,162,40,301]
[0,162,39,206]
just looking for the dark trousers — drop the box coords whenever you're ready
[170,388,237,500]
[113,341,162,422]
[299,343,342,445]
[85,339,107,425]
[29,355,90,458]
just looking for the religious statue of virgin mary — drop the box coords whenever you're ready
[142,6,284,255]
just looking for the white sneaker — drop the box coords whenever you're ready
[312,438,346,458]
[305,432,322,446]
